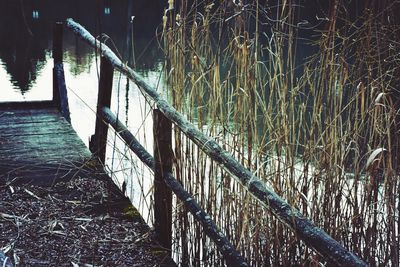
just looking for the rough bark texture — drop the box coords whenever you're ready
[66,18,367,266]
[52,22,70,123]
[153,110,173,255]
[90,56,114,163]
[53,63,70,123]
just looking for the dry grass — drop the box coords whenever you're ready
[161,0,400,265]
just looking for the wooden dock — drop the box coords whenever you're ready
[0,104,92,185]
[0,103,172,266]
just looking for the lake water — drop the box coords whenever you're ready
[0,0,165,220]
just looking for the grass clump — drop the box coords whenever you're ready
[161,0,400,265]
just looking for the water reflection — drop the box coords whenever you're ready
[0,0,165,222]
[0,0,164,99]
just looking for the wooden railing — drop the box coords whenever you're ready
[57,19,367,266]
[52,22,70,123]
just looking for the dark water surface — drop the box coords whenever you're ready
[0,0,163,100]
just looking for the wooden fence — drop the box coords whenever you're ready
[56,19,367,266]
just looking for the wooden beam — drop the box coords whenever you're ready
[52,22,70,123]
[90,56,114,164]
[52,22,63,63]
[66,18,367,266]
[153,109,173,256]
[0,101,55,109]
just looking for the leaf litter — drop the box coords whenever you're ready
[0,175,173,266]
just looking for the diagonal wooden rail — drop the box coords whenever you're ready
[65,18,367,266]
[101,107,248,267]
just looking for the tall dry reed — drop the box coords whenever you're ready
[161,0,400,265]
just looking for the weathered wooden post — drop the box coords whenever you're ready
[90,56,114,164]
[153,109,173,256]
[52,22,63,65]
[52,22,70,123]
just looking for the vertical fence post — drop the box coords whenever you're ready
[53,22,63,64]
[153,109,173,256]
[90,56,114,164]
[52,22,71,122]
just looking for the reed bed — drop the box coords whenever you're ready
[160,0,400,265]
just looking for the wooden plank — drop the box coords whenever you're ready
[0,120,73,132]
[0,150,90,162]
[0,136,86,148]
[0,106,92,187]
[0,109,61,124]
[0,136,90,160]
[0,108,60,114]
[0,116,60,125]
[0,136,83,147]
[0,101,55,110]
